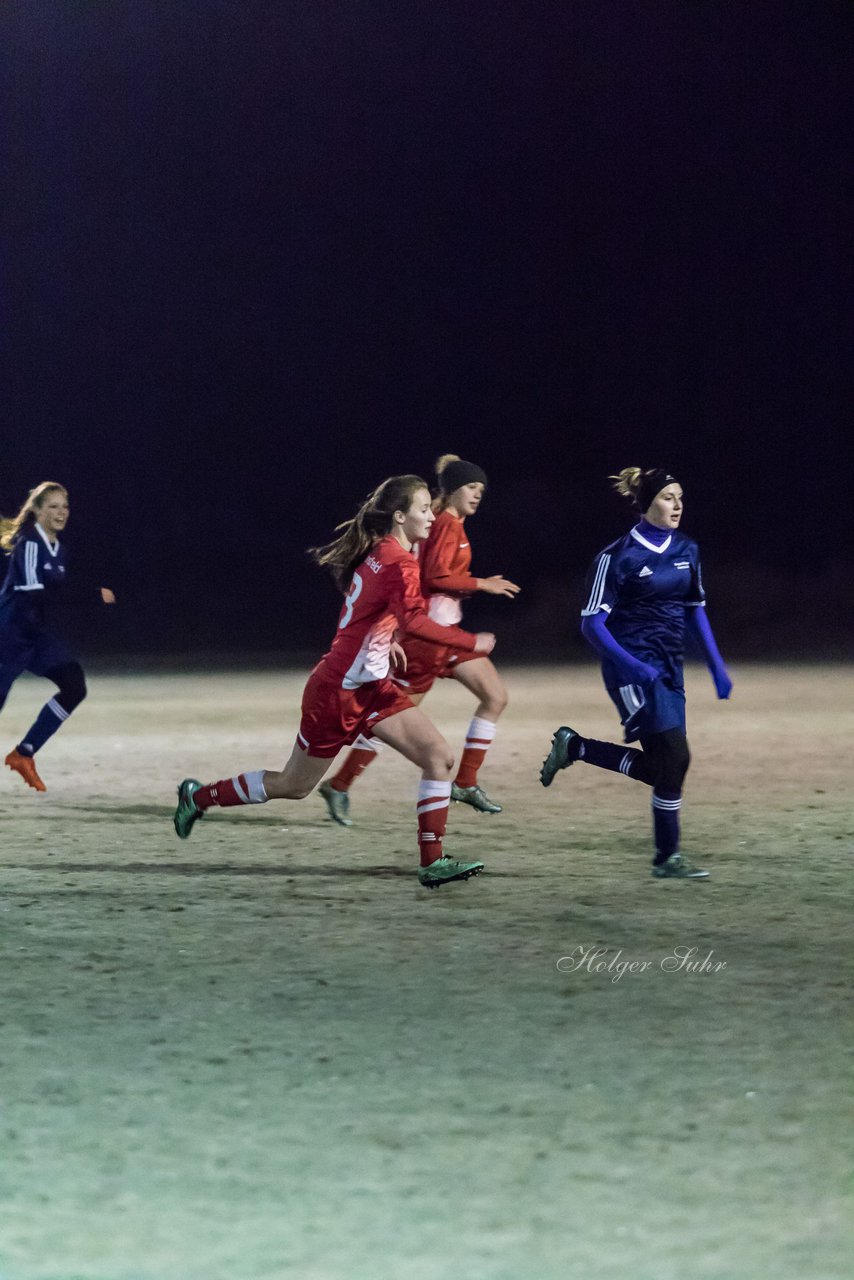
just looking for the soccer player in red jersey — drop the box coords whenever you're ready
[172,475,496,888]
[319,454,519,826]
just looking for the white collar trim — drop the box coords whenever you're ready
[631,527,671,555]
[35,523,60,557]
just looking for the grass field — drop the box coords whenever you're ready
[0,664,852,1280]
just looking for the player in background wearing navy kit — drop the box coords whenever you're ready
[540,467,732,879]
[0,482,116,792]
[318,454,519,826]
[172,475,496,888]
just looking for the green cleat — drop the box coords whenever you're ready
[318,780,353,827]
[652,854,710,879]
[451,782,502,814]
[540,726,582,787]
[418,856,485,889]
[174,778,204,839]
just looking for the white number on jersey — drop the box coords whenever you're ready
[339,571,364,629]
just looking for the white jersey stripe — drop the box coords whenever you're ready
[27,541,39,587]
[581,553,610,616]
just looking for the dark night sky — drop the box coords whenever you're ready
[2,2,852,656]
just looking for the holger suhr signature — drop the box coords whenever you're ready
[556,945,727,982]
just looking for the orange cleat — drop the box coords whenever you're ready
[5,749,47,792]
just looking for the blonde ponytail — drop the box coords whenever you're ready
[431,455,461,511]
[609,467,643,502]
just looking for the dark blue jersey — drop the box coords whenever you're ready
[581,525,705,691]
[0,524,69,634]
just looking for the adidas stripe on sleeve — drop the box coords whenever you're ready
[581,552,615,616]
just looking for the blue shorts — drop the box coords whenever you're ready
[606,678,686,744]
[0,620,79,695]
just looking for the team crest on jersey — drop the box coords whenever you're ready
[365,555,382,574]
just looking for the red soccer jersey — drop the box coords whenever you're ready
[416,508,478,626]
[320,535,477,688]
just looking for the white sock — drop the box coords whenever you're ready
[464,716,497,751]
[244,770,268,803]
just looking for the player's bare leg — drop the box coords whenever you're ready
[370,705,451,775]
[448,657,507,814]
[262,744,336,800]
[372,707,485,887]
[174,743,333,838]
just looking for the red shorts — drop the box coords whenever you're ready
[393,636,481,696]
[297,662,413,758]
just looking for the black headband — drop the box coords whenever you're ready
[437,459,487,493]
[636,469,678,513]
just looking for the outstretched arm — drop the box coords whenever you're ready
[580,612,661,687]
[687,608,732,699]
[477,574,520,598]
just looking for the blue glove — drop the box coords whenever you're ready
[687,609,732,701]
[712,664,733,700]
[633,660,664,689]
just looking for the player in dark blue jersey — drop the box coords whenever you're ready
[540,467,732,879]
[0,482,115,792]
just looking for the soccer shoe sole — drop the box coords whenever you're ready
[450,783,502,814]
[174,778,204,839]
[418,857,485,889]
[318,780,353,827]
[539,726,579,788]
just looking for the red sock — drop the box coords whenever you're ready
[417,780,451,866]
[454,717,497,788]
[330,746,378,793]
[195,774,255,812]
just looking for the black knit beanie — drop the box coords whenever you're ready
[437,458,488,493]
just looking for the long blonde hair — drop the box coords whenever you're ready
[309,474,428,591]
[0,482,67,553]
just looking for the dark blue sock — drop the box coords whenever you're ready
[652,789,681,862]
[580,738,643,778]
[17,698,69,756]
